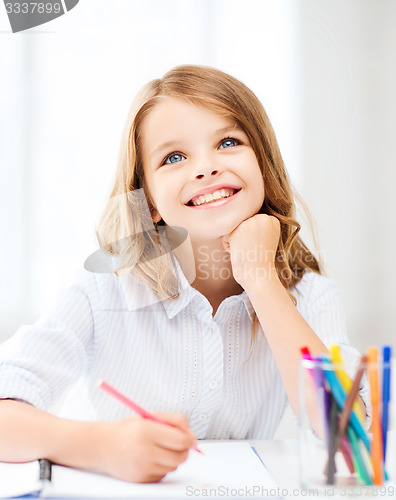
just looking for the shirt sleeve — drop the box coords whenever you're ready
[0,271,95,410]
[293,272,372,424]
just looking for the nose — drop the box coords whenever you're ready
[195,168,219,180]
[192,156,220,180]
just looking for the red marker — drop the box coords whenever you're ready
[99,380,203,454]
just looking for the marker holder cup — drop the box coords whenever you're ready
[298,357,393,493]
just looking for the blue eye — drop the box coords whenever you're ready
[163,153,185,165]
[219,138,239,149]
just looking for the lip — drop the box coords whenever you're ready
[184,184,241,206]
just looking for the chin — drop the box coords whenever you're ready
[197,222,242,241]
[220,215,251,235]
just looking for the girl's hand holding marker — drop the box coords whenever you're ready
[97,411,197,483]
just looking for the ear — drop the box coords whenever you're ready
[146,196,162,224]
[144,190,161,223]
[151,208,162,224]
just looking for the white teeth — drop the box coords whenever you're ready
[191,188,236,206]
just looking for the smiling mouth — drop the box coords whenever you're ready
[186,188,241,207]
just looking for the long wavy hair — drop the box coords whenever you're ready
[97,65,321,314]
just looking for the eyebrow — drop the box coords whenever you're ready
[149,125,244,158]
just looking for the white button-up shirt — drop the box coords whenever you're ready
[0,267,368,439]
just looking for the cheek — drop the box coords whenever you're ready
[249,161,265,199]
[260,179,265,200]
[143,168,165,205]
[254,186,265,214]
[251,173,265,213]
[148,179,179,221]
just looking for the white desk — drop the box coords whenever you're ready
[252,439,300,488]
[252,432,396,499]
[0,437,394,498]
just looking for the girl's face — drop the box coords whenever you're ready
[141,97,265,242]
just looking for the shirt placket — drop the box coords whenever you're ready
[189,320,224,438]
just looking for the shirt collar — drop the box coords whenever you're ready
[116,256,254,321]
[240,292,255,322]
[161,259,255,321]
[160,257,197,319]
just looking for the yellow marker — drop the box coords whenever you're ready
[330,344,365,422]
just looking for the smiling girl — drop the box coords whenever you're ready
[0,65,367,483]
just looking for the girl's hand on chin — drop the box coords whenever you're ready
[221,214,281,290]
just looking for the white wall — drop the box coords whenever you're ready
[296,0,396,351]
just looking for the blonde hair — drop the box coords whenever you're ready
[97,65,321,310]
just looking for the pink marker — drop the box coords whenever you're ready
[99,380,203,454]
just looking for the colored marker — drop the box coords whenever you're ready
[346,426,372,486]
[382,346,391,462]
[326,352,370,484]
[321,356,371,453]
[99,380,203,454]
[339,436,355,474]
[335,355,367,451]
[300,347,314,379]
[326,394,338,485]
[330,344,365,422]
[304,351,354,474]
[301,346,312,360]
[313,359,330,449]
[367,347,384,485]
[324,355,367,476]
[301,347,330,446]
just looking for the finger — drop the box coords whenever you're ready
[129,445,189,482]
[136,467,171,484]
[157,426,197,452]
[140,463,179,483]
[147,420,197,452]
[152,446,190,469]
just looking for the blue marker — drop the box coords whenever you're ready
[382,346,391,461]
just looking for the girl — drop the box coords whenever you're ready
[0,65,367,483]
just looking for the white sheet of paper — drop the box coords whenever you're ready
[46,442,278,498]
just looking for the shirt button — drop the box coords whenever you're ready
[198,413,208,421]
[208,380,217,390]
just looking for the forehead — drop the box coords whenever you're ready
[140,97,238,151]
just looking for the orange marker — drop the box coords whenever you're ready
[367,346,384,485]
